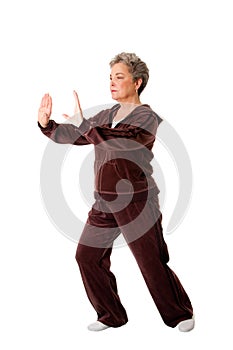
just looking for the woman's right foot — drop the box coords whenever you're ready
[178,317,195,332]
[87,321,110,332]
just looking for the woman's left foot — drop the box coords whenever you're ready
[178,317,195,332]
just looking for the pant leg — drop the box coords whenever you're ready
[75,201,128,327]
[112,195,193,328]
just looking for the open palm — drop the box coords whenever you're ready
[38,93,52,128]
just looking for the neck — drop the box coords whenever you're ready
[119,102,141,109]
[117,95,141,106]
[113,100,142,121]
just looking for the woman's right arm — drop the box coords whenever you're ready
[38,92,91,145]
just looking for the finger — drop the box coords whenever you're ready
[41,93,48,108]
[73,90,79,110]
[40,95,46,108]
[45,94,51,108]
[73,90,83,117]
[47,95,52,110]
[73,90,78,99]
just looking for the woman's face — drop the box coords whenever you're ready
[110,63,140,103]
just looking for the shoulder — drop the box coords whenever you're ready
[133,104,163,125]
[85,104,119,126]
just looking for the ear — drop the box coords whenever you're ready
[135,78,143,91]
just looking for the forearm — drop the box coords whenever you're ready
[83,126,155,153]
[38,119,91,145]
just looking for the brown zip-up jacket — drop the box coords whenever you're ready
[38,104,162,201]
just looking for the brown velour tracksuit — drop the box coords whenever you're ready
[38,103,193,328]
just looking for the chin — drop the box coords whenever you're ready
[111,96,119,102]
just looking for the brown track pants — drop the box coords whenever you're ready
[75,193,193,328]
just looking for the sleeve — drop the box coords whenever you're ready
[38,118,91,145]
[83,111,159,151]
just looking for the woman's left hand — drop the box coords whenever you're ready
[62,90,84,123]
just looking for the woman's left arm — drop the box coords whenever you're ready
[84,111,160,150]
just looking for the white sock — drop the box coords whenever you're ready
[87,321,110,332]
[178,316,195,332]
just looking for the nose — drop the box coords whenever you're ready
[110,79,116,87]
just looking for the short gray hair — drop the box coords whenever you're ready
[109,52,149,95]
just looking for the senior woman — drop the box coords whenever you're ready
[38,52,194,332]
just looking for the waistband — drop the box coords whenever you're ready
[94,186,159,203]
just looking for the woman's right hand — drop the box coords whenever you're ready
[38,93,52,128]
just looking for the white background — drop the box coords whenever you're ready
[0,0,232,349]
